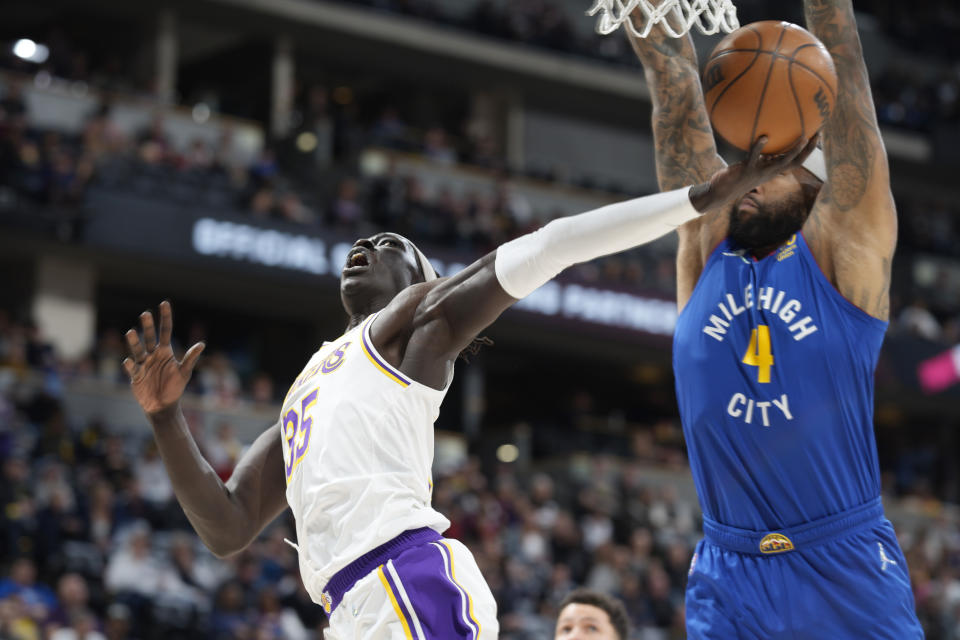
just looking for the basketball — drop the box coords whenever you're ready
[702,21,839,154]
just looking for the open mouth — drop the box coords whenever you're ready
[345,248,371,271]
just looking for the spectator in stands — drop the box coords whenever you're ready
[0,558,58,623]
[81,104,127,166]
[370,106,409,149]
[0,80,27,120]
[204,422,243,480]
[330,177,364,228]
[423,126,457,165]
[554,588,630,640]
[210,580,250,640]
[249,148,278,187]
[101,604,132,640]
[898,298,943,341]
[92,329,126,384]
[197,351,242,408]
[136,115,171,166]
[48,609,104,640]
[0,595,41,640]
[47,574,92,630]
[182,138,214,171]
[135,442,173,508]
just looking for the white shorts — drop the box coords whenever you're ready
[324,538,499,640]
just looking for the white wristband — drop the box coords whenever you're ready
[494,186,699,299]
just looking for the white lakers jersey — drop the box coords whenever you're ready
[280,311,451,604]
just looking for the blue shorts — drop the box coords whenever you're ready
[686,498,924,639]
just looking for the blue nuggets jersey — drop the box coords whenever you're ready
[673,233,888,531]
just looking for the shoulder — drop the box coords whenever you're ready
[677,209,729,311]
[371,279,448,344]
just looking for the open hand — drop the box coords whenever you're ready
[690,134,820,212]
[123,301,205,417]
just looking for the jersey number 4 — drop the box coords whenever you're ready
[742,325,774,383]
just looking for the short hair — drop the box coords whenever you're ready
[558,588,630,640]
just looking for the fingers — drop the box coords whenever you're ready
[125,329,147,363]
[765,134,819,168]
[748,136,769,165]
[159,300,173,347]
[181,342,206,377]
[122,357,137,379]
[794,133,821,165]
[140,311,157,351]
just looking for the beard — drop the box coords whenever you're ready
[728,191,810,252]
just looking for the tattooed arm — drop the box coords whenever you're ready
[626,13,730,311]
[803,0,896,319]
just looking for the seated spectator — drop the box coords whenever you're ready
[330,177,363,229]
[182,138,214,171]
[423,126,457,165]
[204,422,243,480]
[210,581,251,640]
[370,106,409,149]
[136,115,171,165]
[899,298,943,341]
[104,522,172,598]
[249,148,278,186]
[0,558,58,623]
[197,352,242,408]
[47,574,91,630]
[0,594,41,640]
[134,442,173,508]
[48,609,104,640]
[554,588,630,640]
[81,104,127,165]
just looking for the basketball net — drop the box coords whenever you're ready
[587,0,740,38]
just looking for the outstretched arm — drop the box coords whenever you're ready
[399,138,817,381]
[803,0,896,319]
[124,302,287,558]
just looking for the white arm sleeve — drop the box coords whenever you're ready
[494,186,700,299]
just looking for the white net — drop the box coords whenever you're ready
[587,0,740,38]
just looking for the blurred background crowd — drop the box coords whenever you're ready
[2,362,960,640]
[1,0,959,638]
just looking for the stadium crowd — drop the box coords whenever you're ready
[2,71,960,321]
[1,318,960,639]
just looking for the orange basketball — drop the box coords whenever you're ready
[702,21,838,154]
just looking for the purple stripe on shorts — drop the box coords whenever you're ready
[382,563,420,638]
[388,540,479,640]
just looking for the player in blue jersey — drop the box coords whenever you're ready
[627,1,922,638]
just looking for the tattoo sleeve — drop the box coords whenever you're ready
[627,22,726,191]
[804,0,888,213]
[804,0,896,320]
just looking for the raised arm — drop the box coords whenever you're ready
[124,302,287,557]
[626,19,726,190]
[803,0,896,319]
[626,15,731,310]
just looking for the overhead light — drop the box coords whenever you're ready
[13,39,49,64]
[192,103,211,124]
[496,443,519,463]
[296,131,317,153]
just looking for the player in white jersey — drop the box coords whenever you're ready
[122,139,814,638]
